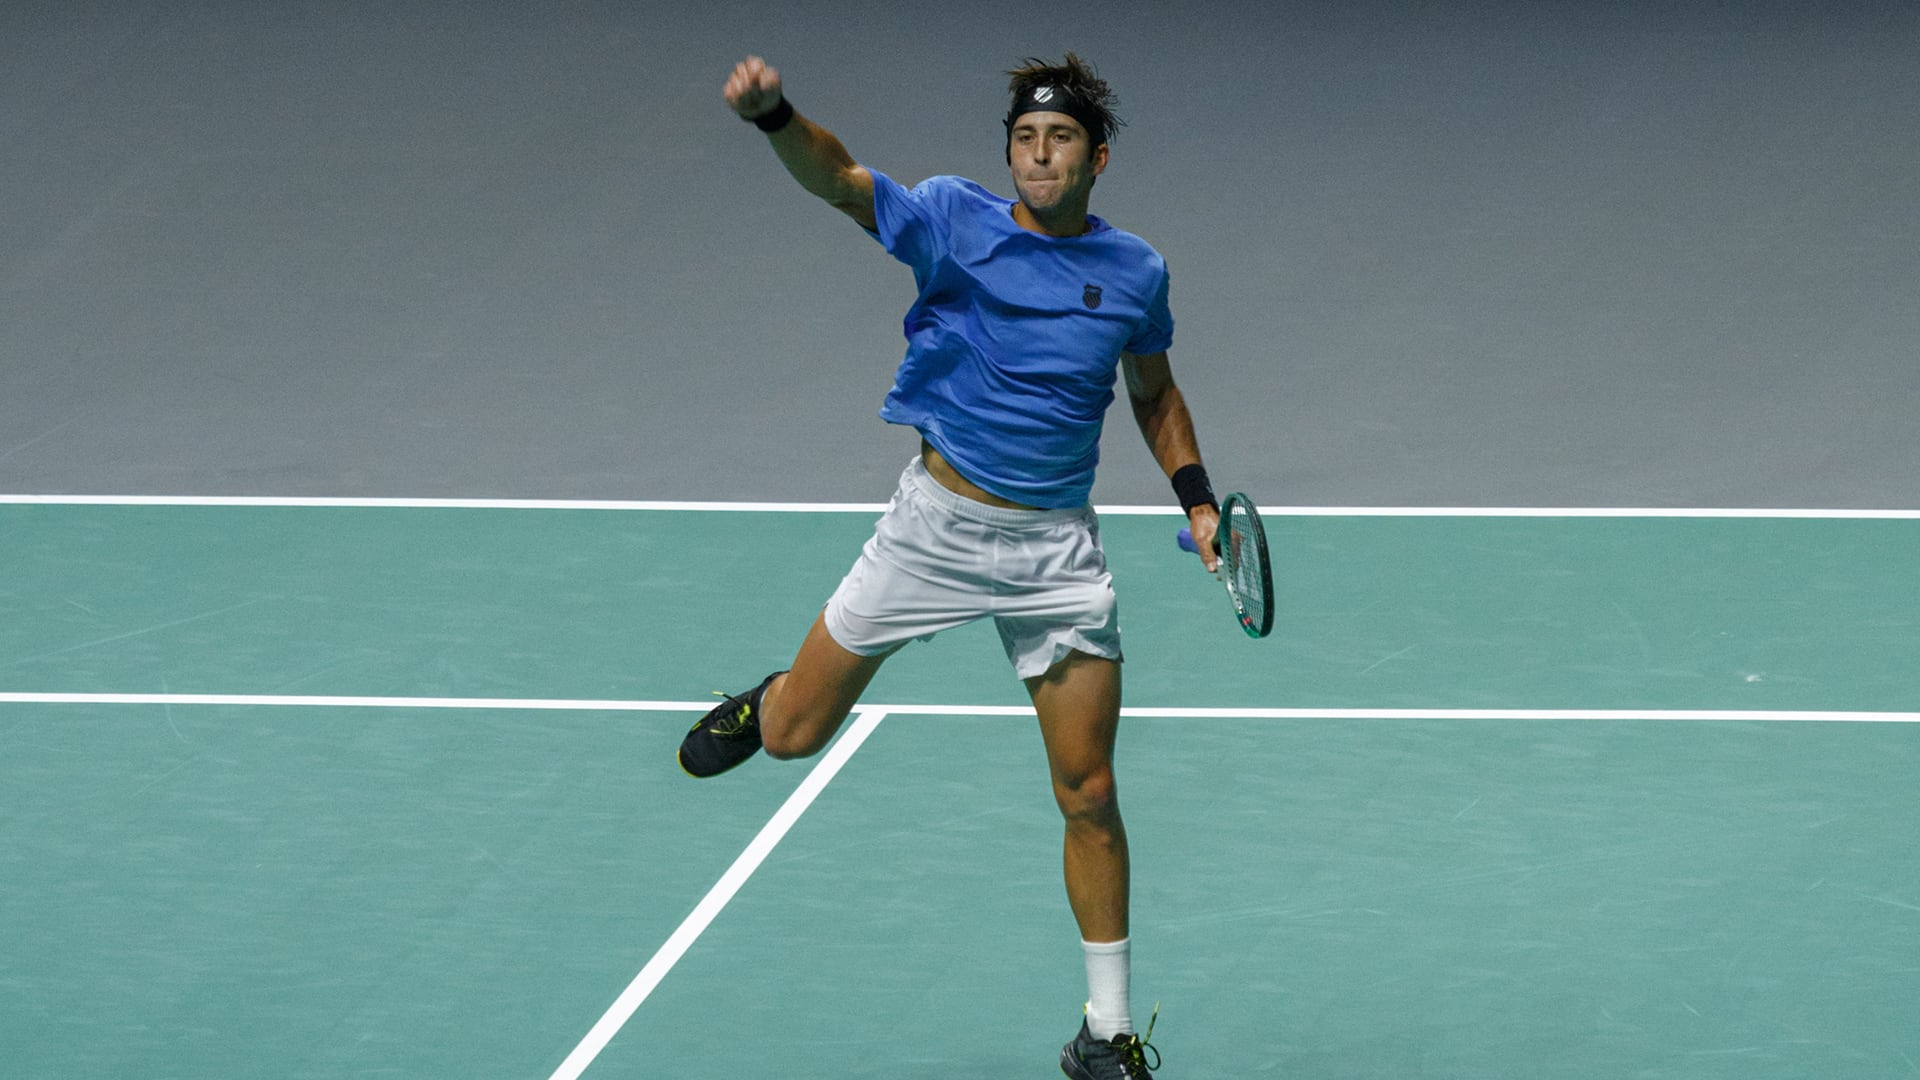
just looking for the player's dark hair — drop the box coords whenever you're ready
[1004,52,1123,147]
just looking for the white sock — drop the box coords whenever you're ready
[1082,937,1133,1040]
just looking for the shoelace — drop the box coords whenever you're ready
[1110,1005,1161,1077]
[705,690,755,736]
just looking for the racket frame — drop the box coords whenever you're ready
[1217,491,1275,638]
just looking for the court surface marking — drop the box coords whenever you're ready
[4,499,1914,1078]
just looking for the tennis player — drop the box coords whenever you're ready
[682,52,1219,1080]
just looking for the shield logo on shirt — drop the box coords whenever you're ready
[1083,284,1103,309]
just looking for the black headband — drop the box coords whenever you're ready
[1003,84,1108,146]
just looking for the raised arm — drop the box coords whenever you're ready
[1122,350,1220,571]
[724,56,876,231]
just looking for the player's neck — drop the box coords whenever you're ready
[1011,199,1093,238]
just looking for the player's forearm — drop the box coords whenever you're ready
[765,112,866,208]
[1138,386,1219,546]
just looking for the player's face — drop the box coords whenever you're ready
[1008,113,1108,214]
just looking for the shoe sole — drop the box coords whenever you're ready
[677,738,758,779]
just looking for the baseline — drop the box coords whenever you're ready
[1,494,1915,518]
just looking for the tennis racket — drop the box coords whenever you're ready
[1177,492,1275,638]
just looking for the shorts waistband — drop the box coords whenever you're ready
[904,456,1091,528]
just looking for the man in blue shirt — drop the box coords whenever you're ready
[682,53,1220,1080]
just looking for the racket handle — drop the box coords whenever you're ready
[1177,527,1196,553]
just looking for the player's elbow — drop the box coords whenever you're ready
[1128,385,1171,434]
[816,167,875,229]
[825,194,878,231]
[1127,384,1169,414]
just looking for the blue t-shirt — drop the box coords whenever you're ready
[865,170,1174,509]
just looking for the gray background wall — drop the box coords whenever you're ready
[4,0,1915,507]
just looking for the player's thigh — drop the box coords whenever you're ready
[1027,650,1123,804]
[764,612,890,758]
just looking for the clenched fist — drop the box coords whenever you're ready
[724,55,784,121]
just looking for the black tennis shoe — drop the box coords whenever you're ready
[1060,1009,1160,1080]
[677,671,784,778]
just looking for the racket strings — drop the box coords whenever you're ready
[1218,494,1274,638]
[1227,516,1265,628]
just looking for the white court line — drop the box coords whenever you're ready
[1,494,1916,518]
[0,692,714,712]
[7,689,1914,1075]
[878,705,1920,723]
[0,495,892,512]
[545,708,888,1080]
[2,692,1915,724]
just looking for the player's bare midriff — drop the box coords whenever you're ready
[920,440,1044,511]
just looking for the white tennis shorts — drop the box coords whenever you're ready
[823,456,1122,679]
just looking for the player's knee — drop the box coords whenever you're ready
[760,719,825,760]
[758,699,837,761]
[1053,765,1120,825]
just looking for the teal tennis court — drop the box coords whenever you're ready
[4,500,1915,1078]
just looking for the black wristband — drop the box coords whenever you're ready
[749,97,795,133]
[1171,463,1218,514]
